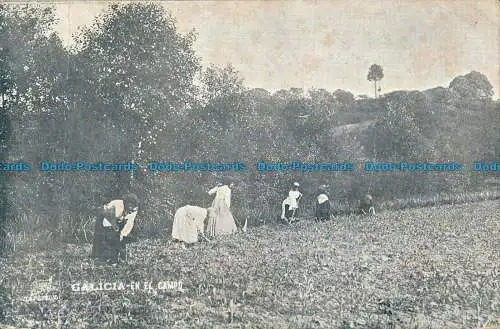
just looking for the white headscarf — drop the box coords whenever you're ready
[317,194,329,204]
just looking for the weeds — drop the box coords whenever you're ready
[0,198,498,328]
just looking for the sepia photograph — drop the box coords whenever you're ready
[0,1,499,328]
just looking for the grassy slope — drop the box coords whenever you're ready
[1,200,499,329]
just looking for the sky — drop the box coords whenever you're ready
[45,0,499,97]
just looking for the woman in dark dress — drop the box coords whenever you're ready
[315,185,331,222]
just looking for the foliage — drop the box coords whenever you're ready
[365,91,435,161]
[74,2,201,161]
[333,89,354,106]
[449,71,494,100]
[367,64,384,83]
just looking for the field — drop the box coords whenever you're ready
[0,200,499,329]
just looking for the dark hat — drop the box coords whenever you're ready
[318,184,328,193]
[222,176,234,186]
[122,193,140,208]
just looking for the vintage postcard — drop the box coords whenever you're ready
[0,1,498,328]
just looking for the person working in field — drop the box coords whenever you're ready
[315,185,331,222]
[172,205,215,246]
[208,177,238,236]
[281,182,302,223]
[91,193,140,264]
[359,194,376,215]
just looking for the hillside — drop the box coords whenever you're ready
[331,120,374,138]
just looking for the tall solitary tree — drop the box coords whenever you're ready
[367,64,384,98]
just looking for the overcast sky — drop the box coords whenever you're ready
[50,1,499,97]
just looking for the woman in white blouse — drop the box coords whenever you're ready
[281,182,302,223]
[208,177,238,236]
[172,205,215,245]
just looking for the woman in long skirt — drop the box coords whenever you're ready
[208,177,237,235]
[205,207,217,238]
